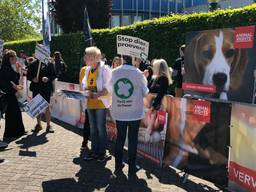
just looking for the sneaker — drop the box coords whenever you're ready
[83,153,98,161]
[32,124,42,132]
[80,142,89,151]
[46,126,54,133]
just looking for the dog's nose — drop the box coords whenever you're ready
[213,72,227,87]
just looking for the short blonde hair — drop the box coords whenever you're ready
[152,59,173,85]
[85,46,101,62]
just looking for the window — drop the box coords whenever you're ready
[122,15,132,26]
[123,0,133,10]
[111,15,120,27]
[134,16,142,23]
[112,0,121,10]
[152,0,159,12]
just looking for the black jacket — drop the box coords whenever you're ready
[0,64,20,94]
[27,60,56,93]
[149,75,169,110]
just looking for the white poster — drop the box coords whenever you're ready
[35,44,50,63]
[117,35,149,61]
[0,39,4,56]
[26,94,49,118]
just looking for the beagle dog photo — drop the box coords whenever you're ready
[184,29,249,101]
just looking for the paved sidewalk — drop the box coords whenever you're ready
[0,114,222,192]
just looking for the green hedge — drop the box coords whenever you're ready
[5,4,256,83]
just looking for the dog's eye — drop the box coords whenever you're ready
[225,49,235,58]
[202,50,213,59]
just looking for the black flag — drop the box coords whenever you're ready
[83,6,93,46]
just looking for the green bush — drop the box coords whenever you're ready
[4,4,256,83]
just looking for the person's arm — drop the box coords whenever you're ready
[47,63,57,82]
[151,76,169,110]
[100,65,112,96]
[140,72,149,97]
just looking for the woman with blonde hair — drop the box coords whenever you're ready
[82,46,112,162]
[144,59,173,143]
[111,56,121,69]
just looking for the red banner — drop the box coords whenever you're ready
[192,100,211,123]
[229,161,256,191]
[234,26,255,49]
[182,83,216,93]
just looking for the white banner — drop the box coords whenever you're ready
[35,44,50,63]
[0,39,4,56]
[26,94,49,118]
[117,35,149,61]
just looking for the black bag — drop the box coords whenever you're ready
[0,90,7,115]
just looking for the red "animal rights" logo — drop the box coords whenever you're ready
[234,26,255,49]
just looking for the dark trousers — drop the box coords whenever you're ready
[82,110,90,145]
[115,120,140,174]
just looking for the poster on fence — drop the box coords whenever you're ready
[162,97,231,186]
[51,81,85,129]
[229,103,256,192]
[106,94,169,165]
[26,94,49,118]
[183,26,256,104]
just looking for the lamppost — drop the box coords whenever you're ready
[208,0,220,11]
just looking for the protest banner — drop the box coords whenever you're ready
[184,26,256,104]
[35,44,50,64]
[51,81,85,129]
[229,103,256,192]
[117,35,149,61]
[0,39,4,56]
[163,97,231,186]
[26,94,49,119]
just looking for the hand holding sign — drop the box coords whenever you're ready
[117,35,149,61]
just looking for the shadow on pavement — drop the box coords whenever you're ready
[15,131,48,157]
[49,120,221,191]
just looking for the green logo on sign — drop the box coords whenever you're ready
[114,78,134,99]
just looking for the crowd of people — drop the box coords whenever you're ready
[0,45,186,180]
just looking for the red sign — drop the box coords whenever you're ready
[157,111,167,125]
[192,100,211,123]
[234,26,255,49]
[229,161,256,191]
[182,83,216,93]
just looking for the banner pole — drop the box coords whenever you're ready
[36,61,42,81]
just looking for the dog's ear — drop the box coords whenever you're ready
[230,48,248,90]
[185,33,204,83]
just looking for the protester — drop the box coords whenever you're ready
[0,50,26,140]
[110,55,149,180]
[27,59,56,133]
[53,51,67,82]
[111,56,121,69]
[79,64,90,151]
[144,59,172,143]
[82,46,112,162]
[17,50,27,68]
[173,44,185,97]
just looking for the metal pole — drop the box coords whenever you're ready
[175,0,178,13]
[121,0,123,26]
[42,0,45,35]
[159,0,161,17]
[149,0,152,18]
[167,0,170,14]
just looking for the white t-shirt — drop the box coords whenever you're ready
[110,64,149,121]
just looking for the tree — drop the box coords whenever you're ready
[0,0,41,41]
[52,0,112,33]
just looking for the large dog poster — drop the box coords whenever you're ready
[163,97,231,186]
[229,103,256,192]
[183,26,256,104]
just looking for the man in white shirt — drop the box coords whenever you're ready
[110,55,149,180]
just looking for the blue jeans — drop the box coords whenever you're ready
[87,109,107,156]
[115,120,140,174]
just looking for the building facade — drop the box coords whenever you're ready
[111,0,209,27]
